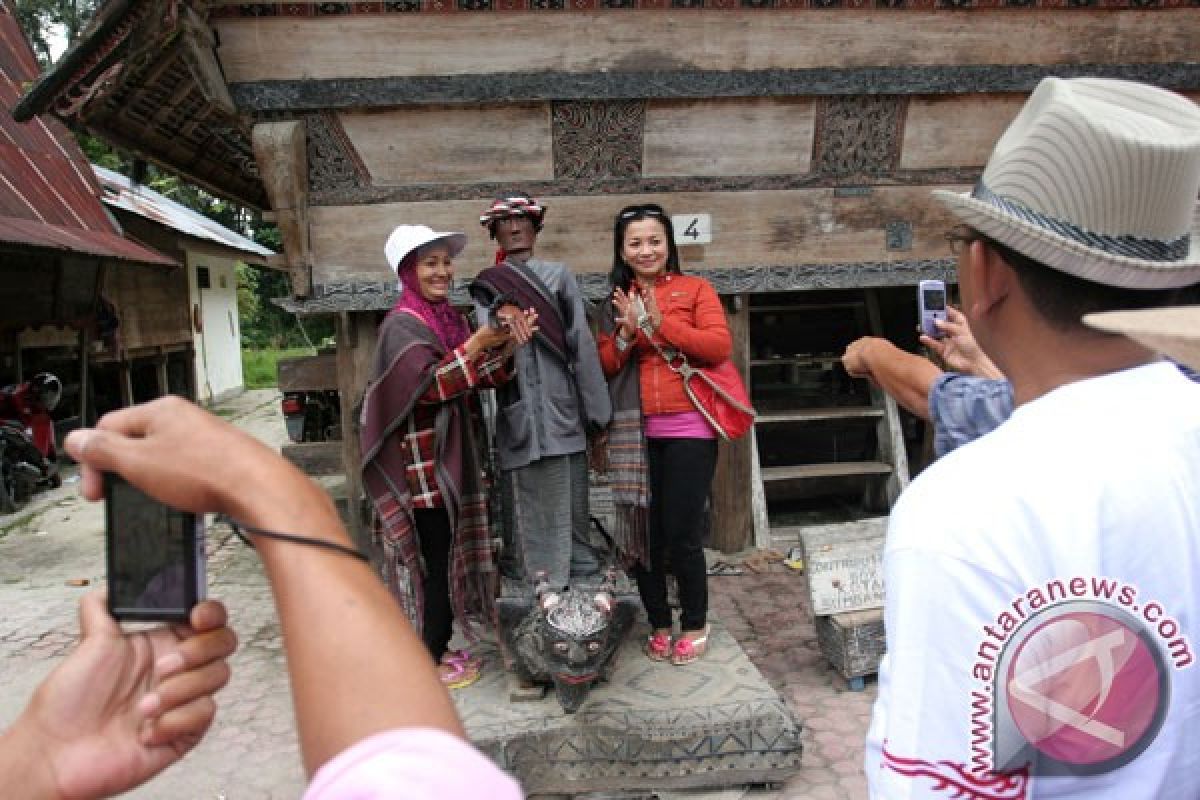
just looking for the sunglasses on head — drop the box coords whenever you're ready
[618,204,666,220]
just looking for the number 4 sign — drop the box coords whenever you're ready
[671,214,712,245]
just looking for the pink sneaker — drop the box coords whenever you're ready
[645,631,672,662]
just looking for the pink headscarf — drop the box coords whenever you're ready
[390,245,470,352]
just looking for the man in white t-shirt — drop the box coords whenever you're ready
[865,77,1200,799]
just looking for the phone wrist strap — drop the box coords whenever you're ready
[221,516,369,563]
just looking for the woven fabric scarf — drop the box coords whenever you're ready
[599,302,649,569]
[359,313,497,640]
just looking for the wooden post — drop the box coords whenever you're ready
[185,345,197,401]
[336,311,380,560]
[119,360,133,407]
[251,121,311,298]
[154,351,169,398]
[710,294,753,554]
[78,327,90,427]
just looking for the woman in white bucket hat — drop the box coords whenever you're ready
[360,225,534,690]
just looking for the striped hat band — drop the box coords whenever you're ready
[971,182,1192,264]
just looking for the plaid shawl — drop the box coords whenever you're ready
[598,303,649,569]
[360,312,496,639]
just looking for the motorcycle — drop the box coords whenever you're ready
[281,390,341,444]
[0,373,62,512]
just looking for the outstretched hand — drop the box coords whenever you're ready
[919,307,1005,380]
[842,336,883,380]
[9,592,236,800]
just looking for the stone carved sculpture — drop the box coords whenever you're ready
[498,572,639,713]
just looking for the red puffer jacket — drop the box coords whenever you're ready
[597,273,732,415]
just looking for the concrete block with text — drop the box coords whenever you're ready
[798,519,886,616]
[799,518,887,689]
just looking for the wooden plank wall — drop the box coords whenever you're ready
[339,104,553,185]
[215,7,1200,552]
[103,264,192,351]
[308,186,963,284]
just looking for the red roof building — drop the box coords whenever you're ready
[0,3,172,268]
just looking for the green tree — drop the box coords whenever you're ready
[13,0,96,67]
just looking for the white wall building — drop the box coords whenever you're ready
[93,165,278,404]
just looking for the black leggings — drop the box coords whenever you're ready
[633,437,717,632]
[414,508,453,663]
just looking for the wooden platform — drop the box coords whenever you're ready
[452,618,803,795]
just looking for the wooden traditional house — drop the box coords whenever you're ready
[16,0,1198,548]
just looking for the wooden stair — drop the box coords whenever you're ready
[748,289,910,551]
[761,462,893,482]
[755,407,884,425]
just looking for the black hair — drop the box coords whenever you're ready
[977,233,1200,331]
[608,203,681,292]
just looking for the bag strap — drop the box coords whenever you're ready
[636,318,755,440]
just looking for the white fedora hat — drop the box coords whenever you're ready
[934,77,1200,290]
[383,224,467,274]
[1084,306,1200,371]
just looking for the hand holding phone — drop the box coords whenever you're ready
[918,279,948,339]
[105,474,206,622]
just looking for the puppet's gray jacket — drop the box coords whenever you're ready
[474,258,612,471]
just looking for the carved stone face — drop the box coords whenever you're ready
[500,582,636,714]
[542,591,613,712]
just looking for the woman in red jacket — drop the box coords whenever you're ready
[596,204,732,666]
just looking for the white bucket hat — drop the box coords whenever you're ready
[1084,306,1200,370]
[934,77,1200,290]
[383,224,467,274]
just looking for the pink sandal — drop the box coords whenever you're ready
[645,631,672,662]
[437,657,481,689]
[671,625,710,666]
[440,649,482,672]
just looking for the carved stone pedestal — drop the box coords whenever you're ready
[451,617,803,796]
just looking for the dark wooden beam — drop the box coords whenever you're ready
[274,259,959,314]
[230,63,1200,112]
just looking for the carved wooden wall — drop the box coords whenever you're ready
[203,8,1200,308]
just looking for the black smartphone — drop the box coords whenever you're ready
[105,474,206,622]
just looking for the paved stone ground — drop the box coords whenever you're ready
[0,390,875,799]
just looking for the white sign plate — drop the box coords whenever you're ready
[672,213,712,245]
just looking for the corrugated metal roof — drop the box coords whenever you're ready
[0,5,175,266]
[94,165,275,260]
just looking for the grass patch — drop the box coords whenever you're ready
[242,347,316,390]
